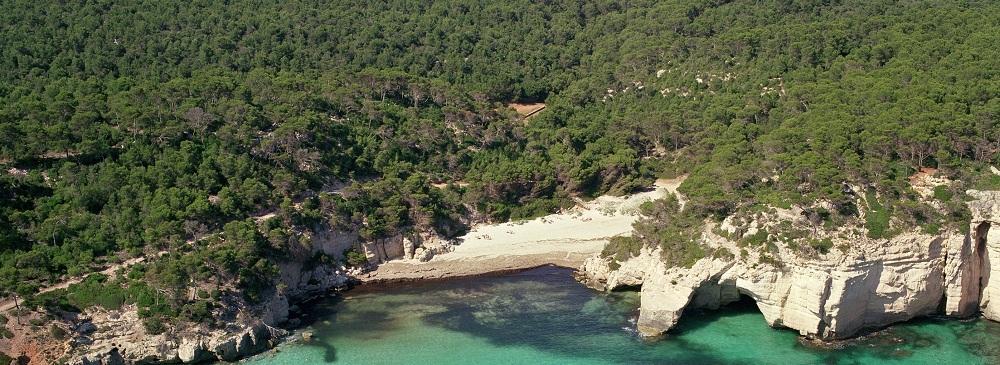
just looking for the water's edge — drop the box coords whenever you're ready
[243,267,1000,365]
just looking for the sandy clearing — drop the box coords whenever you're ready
[363,177,684,282]
[508,102,546,116]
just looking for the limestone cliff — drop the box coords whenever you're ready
[357,231,455,263]
[581,190,1000,340]
[68,257,354,364]
[313,227,455,264]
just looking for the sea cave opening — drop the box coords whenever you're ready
[977,222,990,255]
[610,284,642,292]
[673,294,766,335]
[978,221,991,300]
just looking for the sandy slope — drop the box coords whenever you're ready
[364,177,683,282]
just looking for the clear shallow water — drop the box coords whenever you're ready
[244,267,1000,365]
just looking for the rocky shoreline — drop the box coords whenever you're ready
[11,180,999,363]
[69,261,358,365]
[64,250,615,364]
[578,190,1000,340]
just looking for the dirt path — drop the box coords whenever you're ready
[0,256,146,314]
[0,256,150,365]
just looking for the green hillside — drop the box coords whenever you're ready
[1,0,998,323]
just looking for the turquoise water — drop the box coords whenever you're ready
[243,267,1000,365]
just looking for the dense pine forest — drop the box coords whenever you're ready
[1,0,999,329]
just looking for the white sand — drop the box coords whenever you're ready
[364,177,684,282]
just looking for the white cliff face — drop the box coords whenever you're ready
[968,190,1000,319]
[582,190,1000,340]
[326,229,453,264]
[943,230,981,316]
[978,225,1000,318]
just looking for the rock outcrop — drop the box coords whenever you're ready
[76,322,286,365]
[312,227,454,264]
[68,253,343,365]
[359,231,454,263]
[581,190,1000,340]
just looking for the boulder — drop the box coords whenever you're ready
[178,338,212,363]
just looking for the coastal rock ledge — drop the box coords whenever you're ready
[580,190,1000,340]
[68,254,353,365]
[78,322,286,365]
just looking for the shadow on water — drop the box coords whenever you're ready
[669,296,986,365]
[781,315,992,365]
[956,316,1000,363]
[808,319,949,365]
[671,295,763,335]
[405,267,756,365]
[289,295,343,363]
[663,294,810,365]
[292,294,410,363]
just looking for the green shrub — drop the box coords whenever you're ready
[143,317,167,335]
[343,248,369,266]
[28,318,45,326]
[0,327,13,339]
[933,185,953,201]
[865,190,893,239]
[244,286,263,304]
[866,209,891,239]
[809,238,834,254]
[182,301,213,323]
[0,351,13,364]
[739,229,769,247]
[711,248,735,261]
[601,236,643,262]
[973,174,1000,190]
[50,324,68,340]
[197,290,210,299]
[758,253,781,267]
[659,234,708,269]
[303,251,336,271]
[607,260,621,271]
[67,274,127,310]
[24,289,76,313]
[0,314,7,325]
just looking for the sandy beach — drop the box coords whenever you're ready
[363,178,683,282]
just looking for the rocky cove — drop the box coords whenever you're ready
[54,187,1000,364]
[62,183,673,365]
